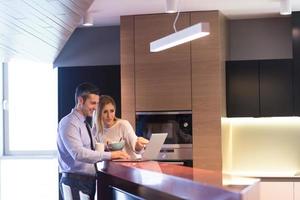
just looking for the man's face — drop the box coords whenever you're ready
[78,94,100,117]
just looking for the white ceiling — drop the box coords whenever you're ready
[1,0,300,63]
[89,0,300,26]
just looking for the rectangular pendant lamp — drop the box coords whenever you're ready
[150,22,210,52]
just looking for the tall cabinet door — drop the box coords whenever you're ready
[226,60,260,117]
[134,14,192,111]
[259,59,293,116]
[292,12,300,116]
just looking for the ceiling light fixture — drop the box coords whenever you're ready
[83,12,93,26]
[280,0,291,15]
[165,0,178,13]
[150,0,210,52]
[150,23,210,52]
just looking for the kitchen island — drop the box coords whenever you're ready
[96,161,259,200]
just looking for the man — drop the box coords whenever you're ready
[57,82,128,200]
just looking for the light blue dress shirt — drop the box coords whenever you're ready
[57,109,111,176]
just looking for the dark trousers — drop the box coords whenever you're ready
[60,173,96,200]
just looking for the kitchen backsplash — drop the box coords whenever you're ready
[222,117,300,175]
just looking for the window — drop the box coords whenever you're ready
[3,60,57,155]
[0,158,58,200]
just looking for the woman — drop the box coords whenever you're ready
[96,95,149,159]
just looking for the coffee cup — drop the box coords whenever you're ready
[95,142,105,152]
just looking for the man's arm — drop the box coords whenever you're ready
[60,122,111,163]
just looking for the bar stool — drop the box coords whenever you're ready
[62,183,73,200]
[79,191,90,200]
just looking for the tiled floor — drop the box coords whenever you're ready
[0,157,58,200]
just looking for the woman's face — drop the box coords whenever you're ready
[101,103,116,128]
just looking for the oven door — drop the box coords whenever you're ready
[136,111,192,161]
[136,111,192,144]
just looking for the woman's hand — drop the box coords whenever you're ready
[135,137,149,152]
[111,151,129,159]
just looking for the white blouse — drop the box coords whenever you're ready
[98,119,141,159]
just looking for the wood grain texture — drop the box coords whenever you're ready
[0,0,93,62]
[120,16,136,129]
[191,11,227,171]
[121,11,227,170]
[220,13,228,117]
[134,13,192,111]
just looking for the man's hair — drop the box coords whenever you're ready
[75,82,100,105]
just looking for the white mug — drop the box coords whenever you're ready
[95,142,105,152]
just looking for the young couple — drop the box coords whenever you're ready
[57,82,148,200]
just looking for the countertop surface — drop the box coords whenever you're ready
[225,171,300,179]
[96,161,259,199]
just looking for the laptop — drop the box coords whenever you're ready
[113,133,168,162]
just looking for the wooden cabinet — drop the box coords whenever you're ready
[191,11,226,171]
[121,11,226,171]
[226,59,293,117]
[120,16,136,127]
[226,60,260,117]
[134,14,192,111]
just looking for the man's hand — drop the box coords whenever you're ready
[111,151,129,159]
[135,137,149,151]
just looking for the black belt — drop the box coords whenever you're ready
[62,172,96,182]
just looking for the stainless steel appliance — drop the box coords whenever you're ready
[136,111,192,163]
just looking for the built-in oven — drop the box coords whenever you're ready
[136,111,192,166]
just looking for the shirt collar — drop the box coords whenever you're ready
[72,108,86,123]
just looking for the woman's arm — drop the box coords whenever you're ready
[135,137,149,151]
[121,120,149,152]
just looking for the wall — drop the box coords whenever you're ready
[222,117,300,176]
[55,26,121,200]
[58,66,121,121]
[54,26,120,67]
[222,17,298,176]
[54,17,292,66]
[229,17,292,60]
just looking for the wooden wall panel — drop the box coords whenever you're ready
[121,11,227,171]
[134,14,192,111]
[120,16,136,129]
[220,13,228,117]
[191,11,226,171]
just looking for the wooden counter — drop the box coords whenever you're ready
[96,161,259,200]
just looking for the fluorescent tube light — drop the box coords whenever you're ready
[150,22,210,52]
